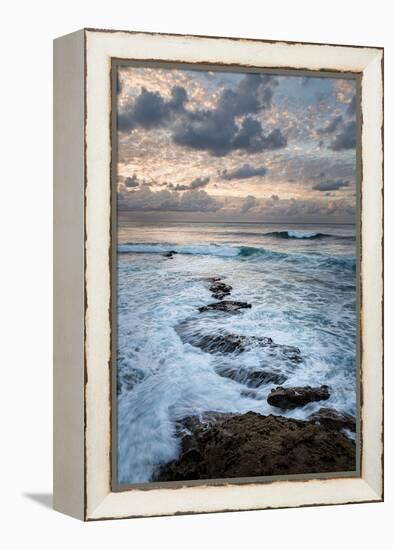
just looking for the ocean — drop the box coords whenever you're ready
[116,221,357,485]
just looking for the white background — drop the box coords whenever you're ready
[0,1,391,548]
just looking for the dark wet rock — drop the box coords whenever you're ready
[154,411,356,481]
[163,250,178,259]
[176,321,303,363]
[209,281,232,300]
[267,385,330,410]
[216,365,288,388]
[181,332,273,354]
[308,407,356,433]
[198,300,251,313]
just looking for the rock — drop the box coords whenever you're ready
[308,407,356,433]
[198,300,252,313]
[176,321,303,363]
[206,277,222,283]
[216,365,288,387]
[240,389,264,400]
[163,250,178,259]
[267,385,330,409]
[180,332,274,354]
[209,281,232,300]
[154,411,356,481]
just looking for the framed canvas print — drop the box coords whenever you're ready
[53,29,384,521]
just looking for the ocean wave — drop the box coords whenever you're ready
[118,243,240,257]
[118,242,356,270]
[263,230,355,240]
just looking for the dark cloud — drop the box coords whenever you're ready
[312,179,350,192]
[174,115,286,156]
[346,96,356,117]
[220,163,268,180]
[319,115,343,135]
[329,121,356,151]
[174,75,286,156]
[124,174,140,188]
[173,177,210,191]
[318,98,357,152]
[119,73,286,157]
[118,85,188,131]
[218,73,277,116]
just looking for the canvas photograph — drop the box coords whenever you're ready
[113,62,359,487]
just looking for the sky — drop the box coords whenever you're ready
[116,64,358,224]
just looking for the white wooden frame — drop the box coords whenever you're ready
[53,28,383,521]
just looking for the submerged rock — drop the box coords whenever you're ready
[154,411,356,481]
[198,300,252,313]
[216,365,288,388]
[163,250,178,259]
[308,407,356,433]
[240,389,264,400]
[176,321,303,363]
[267,385,330,409]
[209,280,232,300]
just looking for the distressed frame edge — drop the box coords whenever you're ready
[83,30,383,521]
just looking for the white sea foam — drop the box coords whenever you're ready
[287,230,321,238]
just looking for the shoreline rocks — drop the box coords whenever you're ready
[175,326,303,363]
[267,385,330,409]
[210,280,233,300]
[198,300,252,313]
[308,407,356,433]
[154,411,356,481]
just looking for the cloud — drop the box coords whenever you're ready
[271,194,279,201]
[173,177,210,191]
[118,185,220,212]
[346,96,356,116]
[319,115,343,135]
[124,174,140,188]
[118,85,188,131]
[329,121,356,151]
[312,179,350,192]
[119,73,287,157]
[220,163,268,180]
[319,109,356,151]
[241,195,258,213]
[174,112,286,157]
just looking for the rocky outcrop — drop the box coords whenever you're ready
[175,326,302,363]
[216,365,288,387]
[209,280,232,300]
[308,407,356,433]
[154,411,356,481]
[267,385,330,409]
[198,300,252,313]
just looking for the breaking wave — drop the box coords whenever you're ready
[263,230,355,240]
[118,242,356,271]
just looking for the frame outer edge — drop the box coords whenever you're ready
[83,29,384,520]
[53,29,86,521]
